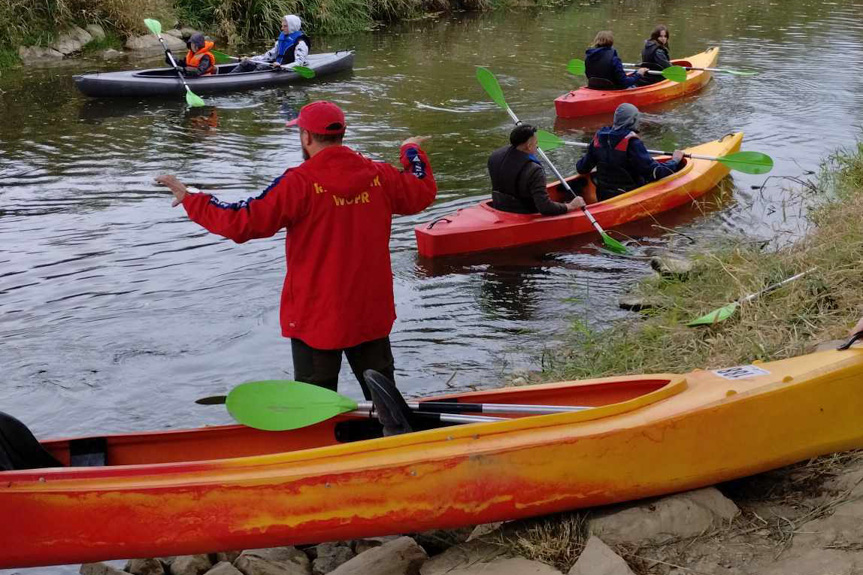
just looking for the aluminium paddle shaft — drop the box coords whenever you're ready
[354,400,591,415]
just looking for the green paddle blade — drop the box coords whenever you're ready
[662,65,688,83]
[226,380,359,431]
[185,87,206,107]
[144,18,162,35]
[536,129,564,151]
[687,302,739,327]
[567,58,586,76]
[476,67,508,111]
[716,151,774,174]
[293,66,316,79]
[211,49,236,65]
[600,233,628,254]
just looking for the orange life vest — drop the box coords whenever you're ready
[186,41,216,75]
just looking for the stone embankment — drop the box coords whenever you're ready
[79,451,863,575]
[17,25,200,66]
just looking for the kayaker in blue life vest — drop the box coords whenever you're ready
[584,30,648,90]
[229,14,310,74]
[489,124,586,216]
[576,103,684,201]
[637,25,672,86]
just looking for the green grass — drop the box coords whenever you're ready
[540,141,863,380]
[81,31,124,53]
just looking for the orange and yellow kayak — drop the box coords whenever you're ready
[555,47,719,118]
[2,344,863,568]
[415,132,741,258]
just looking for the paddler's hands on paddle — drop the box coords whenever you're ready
[566,196,586,212]
[672,150,684,162]
[155,174,190,207]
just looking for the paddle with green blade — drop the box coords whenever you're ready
[476,66,628,254]
[535,130,774,175]
[223,380,529,431]
[567,58,688,83]
[210,49,316,79]
[622,62,758,77]
[687,268,816,327]
[143,18,206,107]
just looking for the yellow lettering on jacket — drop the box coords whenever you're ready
[332,191,371,207]
[314,183,327,195]
[371,176,381,187]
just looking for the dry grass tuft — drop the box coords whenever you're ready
[497,512,589,571]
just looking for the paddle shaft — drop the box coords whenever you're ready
[738,268,816,304]
[349,408,503,424]
[623,67,679,77]
[498,107,609,235]
[154,34,196,95]
[558,139,715,161]
[623,63,745,74]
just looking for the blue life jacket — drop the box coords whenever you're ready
[591,129,642,200]
[585,47,620,90]
[276,30,311,65]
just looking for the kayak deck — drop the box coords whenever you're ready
[555,47,719,118]
[74,51,354,98]
[415,132,742,258]
[2,346,863,567]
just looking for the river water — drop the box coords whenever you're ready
[2,0,863,570]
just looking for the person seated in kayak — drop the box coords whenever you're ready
[576,103,684,201]
[584,30,647,90]
[229,14,310,74]
[488,124,586,216]
[165,33,216,77]
[637,25,672,86]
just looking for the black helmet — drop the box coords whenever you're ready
[187,32,206,50]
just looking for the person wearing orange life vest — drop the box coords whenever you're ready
[155,101,436,399]
[164,33,216,77]
[575,103,684,201]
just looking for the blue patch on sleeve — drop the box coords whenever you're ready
[405,147,427,180]
[207,174,285,211]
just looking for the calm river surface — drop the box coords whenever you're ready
[2,0,863,569]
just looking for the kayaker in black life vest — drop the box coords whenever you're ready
[637,25,672,86]
[576,103,684,201]
[488,124,586,216]
[230,14,310,74]
[584,30,647,90]
[164,33,216,77]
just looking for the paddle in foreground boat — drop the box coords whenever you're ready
[567,58,688,83]
[475,66,628,255]
[210,49,316,78]
[535,130,774,175]
[212,377,592,431]
[143,18,206,107]
[687,268,816,327]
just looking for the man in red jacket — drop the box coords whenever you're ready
[156,101,436,398]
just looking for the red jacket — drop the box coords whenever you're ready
[181,144,436,349]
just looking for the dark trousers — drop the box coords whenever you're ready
[291,337,395,400]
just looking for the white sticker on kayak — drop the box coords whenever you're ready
[712,365,771,380]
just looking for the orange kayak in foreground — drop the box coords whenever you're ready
[555,47,719,118]
[3,345,863,568]
[415,132,741,258]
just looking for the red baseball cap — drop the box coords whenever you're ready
[285,101,346,135]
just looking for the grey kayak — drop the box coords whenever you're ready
[74,51,354,98]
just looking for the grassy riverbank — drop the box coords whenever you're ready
[542,142,863,380]
[0,0,559,67]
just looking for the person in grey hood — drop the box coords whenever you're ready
[230,14,310,74]
[575,103,684,201]
[638,25,673,86]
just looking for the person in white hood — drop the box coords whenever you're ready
[230,14,310,73]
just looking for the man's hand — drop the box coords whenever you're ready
[566,196,586,212]
[851,316,863,337]
[155,174,189,207]
[637,67,649,76]
[402,136,430,147]
[672,149,684,162]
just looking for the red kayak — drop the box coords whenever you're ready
[555,47,719,118]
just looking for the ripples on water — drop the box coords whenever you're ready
[1,6,863,567]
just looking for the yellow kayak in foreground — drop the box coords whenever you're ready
[2,347,862,567]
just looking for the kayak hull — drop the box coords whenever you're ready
[74,51,354,98]
[415,132,742,258]
[555,47,719,118]
[2,346,863,567]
